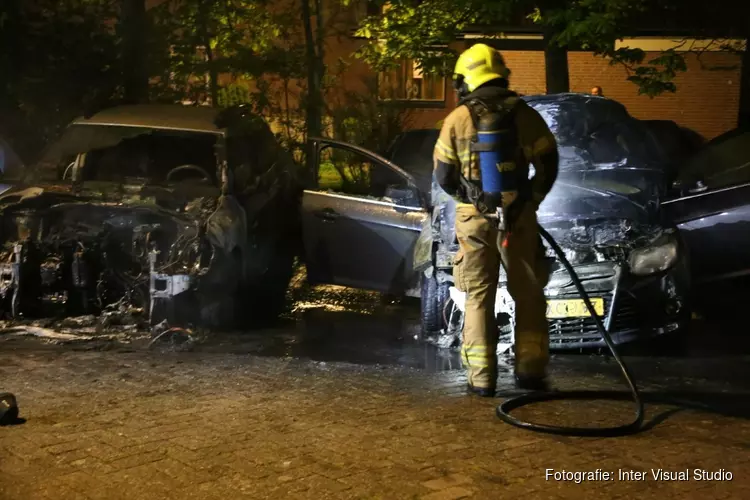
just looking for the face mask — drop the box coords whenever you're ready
[453,75,469,101]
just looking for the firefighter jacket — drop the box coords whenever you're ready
[433,85,559,208]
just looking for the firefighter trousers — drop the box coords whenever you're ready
[453,202,550,390]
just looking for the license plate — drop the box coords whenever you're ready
[546,298,605,319]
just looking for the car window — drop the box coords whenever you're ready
[317,145,418,206]
[81,129,218,185]
[679,128,750,190]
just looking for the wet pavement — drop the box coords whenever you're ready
[1,272,750,499]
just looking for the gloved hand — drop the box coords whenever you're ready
[461,182,498,214]
[475,192,499,214]
[503,197,525,233]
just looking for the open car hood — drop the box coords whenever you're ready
[0,182,216,222]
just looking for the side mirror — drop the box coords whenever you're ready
[386,185,422,209]
[687,179,708,195]
[672,177,707,195]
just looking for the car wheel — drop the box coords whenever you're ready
[421,273,450,334]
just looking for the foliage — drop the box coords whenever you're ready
[324,74,412,193]
[217,83,254,107]
[354,0,748,97]
[0,0,121,161]
[329,77,413,152]
[149,0,292,104]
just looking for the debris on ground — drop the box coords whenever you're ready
[58,315,98,329]
[0,325,95,342]
[148,320,195,351]
[0,392,20,426]
[0,302,152,346]
[99,300,148,329]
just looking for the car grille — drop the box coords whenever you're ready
[497,291,642,348]
[547,292,640,346]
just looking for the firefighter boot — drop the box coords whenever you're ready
[514,339,550,391]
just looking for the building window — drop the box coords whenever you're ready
[351,0,382,26]
[378,58,446,103]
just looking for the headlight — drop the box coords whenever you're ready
[628,233,679,276]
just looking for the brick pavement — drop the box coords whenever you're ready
[1,346,749,500]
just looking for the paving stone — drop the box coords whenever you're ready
[1,348,749,499]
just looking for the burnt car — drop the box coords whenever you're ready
[0,105,302,328]
[302,94,693,350]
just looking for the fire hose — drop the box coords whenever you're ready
[494,224,645,436]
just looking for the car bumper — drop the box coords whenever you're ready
[448,261,691,351]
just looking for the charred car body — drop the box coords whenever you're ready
[302,94,694,350]
[0,105,302,328]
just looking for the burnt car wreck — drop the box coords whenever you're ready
[0,105,302,329]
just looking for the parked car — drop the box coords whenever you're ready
[302,94,697,350]
[661,126,750,304]
[0,104,303,328]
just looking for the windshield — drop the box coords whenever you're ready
[527,97,667,172]
[31,124,219,186]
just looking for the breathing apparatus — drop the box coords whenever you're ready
[452,44,645,436]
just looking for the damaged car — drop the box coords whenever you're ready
[302,93,693,350]
[0,104,302,329]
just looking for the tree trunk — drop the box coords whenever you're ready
[301,0,324,170]
[543,29,570,94]
[120,0,149,104]
[738,43,750,128]
[195,0,219,106]
[301,0,325,173]
[204,43,219,107]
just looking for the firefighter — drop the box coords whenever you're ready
[433,44,559,396]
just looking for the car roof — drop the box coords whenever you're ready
[522,92,613,104]
[71,105,223,133]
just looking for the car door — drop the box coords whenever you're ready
[661,128,750,286]
[301,138,428,294]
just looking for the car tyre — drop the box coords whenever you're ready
[421,272,450,334]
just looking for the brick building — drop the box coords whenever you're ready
[333,36,744,140]
[144,0,745,141]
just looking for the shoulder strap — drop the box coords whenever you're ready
[467,97,519,153]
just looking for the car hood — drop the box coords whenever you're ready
[0,181,216,213]
[0,183,216,252]
[536,178,659,221]
[431,178,667,267]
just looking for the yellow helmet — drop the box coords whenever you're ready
[453,44,511,92]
